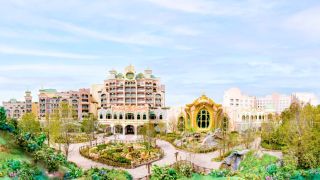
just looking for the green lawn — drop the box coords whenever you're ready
[0,131,31,163]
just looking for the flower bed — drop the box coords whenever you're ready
[160,133,217,153]
[55,133,95,144]
[80,141,164,168]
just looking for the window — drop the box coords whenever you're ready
[113,114,117,119]
[137,114,141,120]
[106,113,112,119]
[119,114,123,119]
[126,113,134,120]
[100,114,103,119]
[196,109,210,128]
[143,114,146,120]
[159,114,163,120]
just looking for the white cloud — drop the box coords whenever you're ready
[51,20,170,46]
[285,6,320,39]
[0,45,99,59]
[144,0,277,16]
[145,0,211,14]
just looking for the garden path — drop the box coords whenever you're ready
[67,134,222,179]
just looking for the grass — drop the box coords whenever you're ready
[0,131,31,163]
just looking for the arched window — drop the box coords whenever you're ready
[119,114,123,119]
[106,113,112,119]
[113,114,117,119]
[197,109,210,128]
[100,114,103,119]
[149,112,156,120]
[137,114,141,120]
[126,113,134,120]
[143,114,147,120]
[242,115,245,120]
[159,114,163,120]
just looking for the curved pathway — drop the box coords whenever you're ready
[67,135,222,179]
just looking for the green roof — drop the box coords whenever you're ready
[40,89,57,93]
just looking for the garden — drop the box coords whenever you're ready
[80,141,164,168]
[0,107,133,180]
[151,150,320,179]
[160,132,218,153]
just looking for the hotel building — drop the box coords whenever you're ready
[2,91,32,119]
[38,88,91,120]
[96,65,168,135]
[223,88,319,131]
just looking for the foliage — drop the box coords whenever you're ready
[84,167,132,180]
[261,103,320,169]
[151,165,178,180]
[80,142,163,168]
[209,169,232,177]
[63,162,83,179]
[15,132,46,152]
[0,159,47,179]
[238,151,278,179]
[55,133,94,143]
[18,113,41,135]
[0,108,17,133]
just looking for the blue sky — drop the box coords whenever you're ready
[0,0,320,106]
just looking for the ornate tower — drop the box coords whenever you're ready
[25,90,32,113]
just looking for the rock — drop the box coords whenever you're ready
[174,139,183,147]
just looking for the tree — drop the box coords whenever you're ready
[0,106,7,129]
[81,114,97,146]
[140,122,157,154]
[44,110,62,148]
[18,113,41,134]
[262,103,320,169]
[167,117,178,133]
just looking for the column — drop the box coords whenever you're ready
[122,125,125,135]
[134,125,137,136]
[111,125,114,134]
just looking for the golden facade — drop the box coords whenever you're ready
[179,95,224,132]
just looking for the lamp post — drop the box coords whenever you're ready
[175,151,179,162]
[146,162,151,179]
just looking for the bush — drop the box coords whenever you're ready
[0,159,46,179]
[209,169,231,177]
[151,165,178,180]
[84,167,132,180]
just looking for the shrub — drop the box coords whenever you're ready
[84,167,132,180]
[1,160,46,179]
[151,165,178,180]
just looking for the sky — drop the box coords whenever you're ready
[0,0,320,106]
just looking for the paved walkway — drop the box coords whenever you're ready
[67,135,283,179]
[67,135,222,179]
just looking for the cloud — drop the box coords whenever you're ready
[144,0,278,17]
[0,45,99,59]
[51,20,170,46]
[285,6,320,39]
[145,0,212,14]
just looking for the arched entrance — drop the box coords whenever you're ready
[125,125,135,135]
[114,125,123,134]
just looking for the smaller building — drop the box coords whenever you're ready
[38,88,91,120]
[2,91,33,119]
